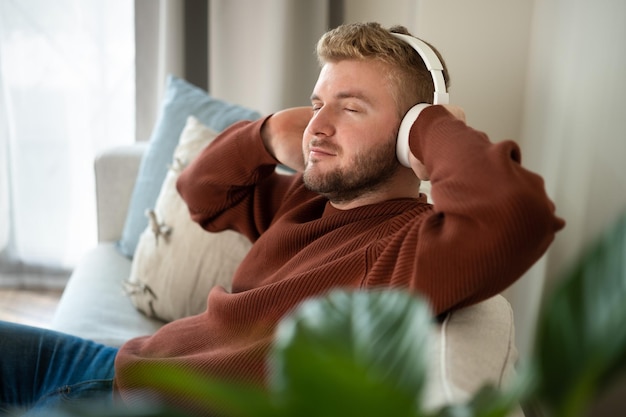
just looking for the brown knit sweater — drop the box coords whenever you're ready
[113,106,564,410]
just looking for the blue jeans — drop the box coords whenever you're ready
[0,321,118,416]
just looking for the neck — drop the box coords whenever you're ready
[329,169,421,210]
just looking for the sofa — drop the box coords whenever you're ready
[49,75,523,414]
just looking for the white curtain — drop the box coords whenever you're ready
[134,0,185,143]
[0,0,135,279]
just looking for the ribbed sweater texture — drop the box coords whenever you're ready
[114,106,564,411]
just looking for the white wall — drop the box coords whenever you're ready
[209,0,328,114]
[345,0,534,143]
[344,0,417,30]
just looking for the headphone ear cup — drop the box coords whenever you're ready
[396,104,431,168]
[391,34,449,167]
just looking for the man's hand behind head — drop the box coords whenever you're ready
[440,104,466,122]
[407,104,466,181]
[261,107,313,172]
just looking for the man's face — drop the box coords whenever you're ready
[303,59,402,204]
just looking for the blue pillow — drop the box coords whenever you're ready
[117,75,262,258]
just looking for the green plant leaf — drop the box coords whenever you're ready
[268,289,433,417]
[432,361,533,417]
[123,361,280,417]
[434,386,514,417]
[533,211,626,416]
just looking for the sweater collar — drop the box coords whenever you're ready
[321,194,428,218]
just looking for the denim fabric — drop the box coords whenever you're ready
[0,321,118,416]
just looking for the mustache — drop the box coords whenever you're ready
[308,138,340,154]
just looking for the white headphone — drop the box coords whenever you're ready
[391,33,449,105]
[391,33,449,167]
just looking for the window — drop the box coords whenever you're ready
[0,0,134,270]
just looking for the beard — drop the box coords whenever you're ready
[303,135,401,204]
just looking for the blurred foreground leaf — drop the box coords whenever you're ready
[269,289,433,417]
[434,387,516,417]
[125,361,277,417]
[125,289,435,417]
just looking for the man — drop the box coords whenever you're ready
[0,22,564,415]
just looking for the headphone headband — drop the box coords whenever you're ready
[391,33,449,105]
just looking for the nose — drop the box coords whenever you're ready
[306,106,335,138]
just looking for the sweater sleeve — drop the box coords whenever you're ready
[176,117,298,242]
[384,106,565,314]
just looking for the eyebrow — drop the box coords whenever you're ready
[310,90,374,106]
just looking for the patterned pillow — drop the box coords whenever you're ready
[125,116,252,321]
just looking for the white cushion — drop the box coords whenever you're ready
[51,243,163,347]
[125,116,252,322]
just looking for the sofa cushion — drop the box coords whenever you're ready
[51,243,164,347]
[124,116,252,322]
[117,75,261,258]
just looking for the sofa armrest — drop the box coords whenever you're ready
[95,142,147,242]
[423,294,520,413]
